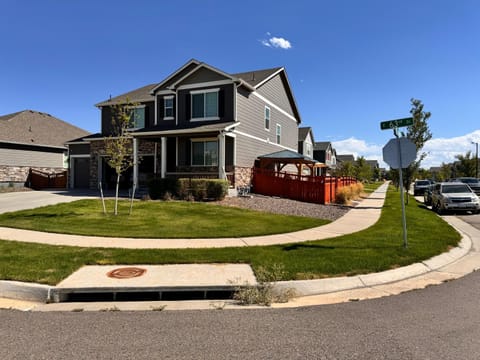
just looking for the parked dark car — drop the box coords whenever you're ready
[413,179,432,196]
[453,177,480,195]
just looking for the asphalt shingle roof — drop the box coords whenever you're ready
[0,110,90,148]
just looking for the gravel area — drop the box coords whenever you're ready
[216,194,352,221]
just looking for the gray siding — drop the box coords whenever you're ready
[255,74,295,117]
[0,148,65,168]
[234,87,298,167]
[176,67,229,86]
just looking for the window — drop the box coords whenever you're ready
[164,96,174,119]
[192,139,218,166]
[305,142,312,157]
[276,124,281,144]
[191,89,219,120]
[129,106,145,129]
[264,106,270,130]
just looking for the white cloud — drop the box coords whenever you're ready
[331,130,480,170]
[260,34,292,49]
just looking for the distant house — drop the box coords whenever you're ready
[0,110,90,188]
[298,127,314,159]
[313,141,337,175]
[336,154,355,165]
[68,59,302,190]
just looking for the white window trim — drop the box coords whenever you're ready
[190,88,220,122]
[191,137,218,167]
[264,106,271,131]
[276,124,282,144]
[163,95,174,120]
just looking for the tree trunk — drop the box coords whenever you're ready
[115,173,120,215]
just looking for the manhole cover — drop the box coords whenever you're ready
[107,267,147,279]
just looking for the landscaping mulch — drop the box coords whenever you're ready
[216,194,351,221]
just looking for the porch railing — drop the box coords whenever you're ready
[252,167,357,204]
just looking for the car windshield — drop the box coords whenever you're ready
[458,178,478,184]
[416,181,430,186]
[442,184,471,193]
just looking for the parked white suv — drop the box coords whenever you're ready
[431,182,480,215]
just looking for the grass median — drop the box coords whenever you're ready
[0,185,461,285]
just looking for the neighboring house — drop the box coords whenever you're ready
[336,154,355,165]
[298,127,314,159]
[313,141,337,175]
[0,110,90,188]
[68,59,301,190]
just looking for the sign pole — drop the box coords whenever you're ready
[395,131,408,249]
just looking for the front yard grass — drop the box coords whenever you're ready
[0,200,328,238]
[0,186,461,285]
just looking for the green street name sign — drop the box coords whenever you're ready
[380,117,413,130]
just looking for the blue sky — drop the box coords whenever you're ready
[2,0,479,168]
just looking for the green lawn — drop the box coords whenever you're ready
[0,200,328,238]
[0,186,461,285]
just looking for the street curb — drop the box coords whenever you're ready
[274,230,472,297]
[0,280,52,303]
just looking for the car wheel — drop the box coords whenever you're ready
[435,202,444,215]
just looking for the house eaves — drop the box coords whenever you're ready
[149,59,201,94]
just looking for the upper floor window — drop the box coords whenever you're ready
[164,96,174,119]
[305,142,312,157]
[191,88,219,121]
[264,106,270,130]
[276,124,281,144]
[129,106,145,129]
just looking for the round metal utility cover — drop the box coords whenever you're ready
[107,267,147,279]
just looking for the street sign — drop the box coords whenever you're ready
[380,117,413,130]
[382,137,416,169]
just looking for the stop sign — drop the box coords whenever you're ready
[382,137,417,169]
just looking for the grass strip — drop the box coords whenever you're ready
[0,186,460,285]
[0,200,327,238]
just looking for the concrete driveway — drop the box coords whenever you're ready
[0,190,97,214]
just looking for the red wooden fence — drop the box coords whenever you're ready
[252,168,357,204]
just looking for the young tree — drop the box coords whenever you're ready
[403,98,433,199]
[104,98,136,215]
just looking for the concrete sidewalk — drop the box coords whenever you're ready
[1,182,479,311]
[0,184,386,249]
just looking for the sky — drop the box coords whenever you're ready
[1,0,479,169]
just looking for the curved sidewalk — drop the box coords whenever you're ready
[0,183,388,249]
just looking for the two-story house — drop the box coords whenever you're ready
[313,141,337,176]
[69,59,301,190]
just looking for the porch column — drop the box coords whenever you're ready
[160,137,167,178]
[133,137,138,186]
[218,132,226,179]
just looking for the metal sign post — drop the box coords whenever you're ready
[381,117,416,249]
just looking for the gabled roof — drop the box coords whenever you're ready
[337,154,355,163]
[95,83,157,107]
[0,110,90,148]
[95,59,301,122]
[298,127,314,142]
[314,141,332,151]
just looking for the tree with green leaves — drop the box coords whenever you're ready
[354,156,373,182]
[104,98,137,215]
[453,151,476,177]
[390,99,432,201]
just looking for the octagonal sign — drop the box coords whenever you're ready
[382,138,417,169]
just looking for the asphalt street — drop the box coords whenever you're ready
[2,270,480,360]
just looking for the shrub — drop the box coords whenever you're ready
[335,182,365,204]
[147,178,179,200]
[177,179,229,201]
[206,180,229,200]
[233,264,295,306]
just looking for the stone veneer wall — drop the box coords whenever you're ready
[89,139,157,189]
[234,166,253,188]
